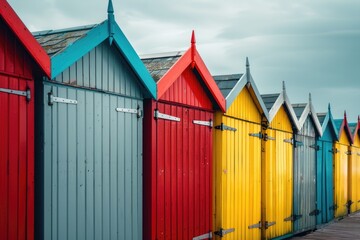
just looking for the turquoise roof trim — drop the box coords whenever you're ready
[319,106,339,141]
[50,20,156,99]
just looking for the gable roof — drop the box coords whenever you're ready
[316,104,339,140]
[32,0,156,99]
[213,58,269,120]
[142,31,225,112]
[261,82,300,131]
[349,116,360,142]
[0,0,50,77]
[291,94,323,136]
[334,112,353,143]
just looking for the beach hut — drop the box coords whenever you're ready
[261,82,300,239]
[142,32,225,240]
[348,117,360,213]
[291,94,322,234]
[212,58,269,240]
[0,2,50,239]
[316,104,338,225]
[33,1,156,239]
[333,112,353,218]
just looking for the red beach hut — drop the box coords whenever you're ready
[0,1,50,239]
[142,32,225,240]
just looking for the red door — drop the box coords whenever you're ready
[155,102,213,240]
[0,76,34,240]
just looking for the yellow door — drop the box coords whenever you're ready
[334,142,349,218]
[349,133,360,213]
[262,106,293,239]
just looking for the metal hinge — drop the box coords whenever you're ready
[284,138,303,147]
[329,148,339,154]
[309,209,321,216]
[284,214,302,222]
[116,106,142,118]
[0,87,31,101]
[192,232,212,240]
[346,200,354,208]
[249,132,275,141]
[193,119,213,127]
[214,123,237,131]
[265,221,276,229]
[345,151,352,155]
[309,144,320,151]
[48,92,77,105]
[154,110,180,122]
[248,222,262,229]
[214,228,235,237]
[329,204,338,211]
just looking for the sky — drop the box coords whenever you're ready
[8,0,360,122]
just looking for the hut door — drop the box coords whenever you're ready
[41,83,143,240]
[155,102,212,240]
[0,78,34,240]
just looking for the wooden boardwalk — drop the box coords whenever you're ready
[290,212,360,239]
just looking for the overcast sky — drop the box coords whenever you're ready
[8,0,360,122]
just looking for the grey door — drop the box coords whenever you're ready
[38,82,143,240]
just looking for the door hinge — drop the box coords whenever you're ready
[214,228,235,237]
[265,221,276,229]
[309,209,321,216]
[345,151,352,155]
[284,138,303,147]
[116,106,142,118]
[193,119,213,127]
[346,200,354,208]
[309,144,320,151]
[214,123,237,131]
[248,222,262,229]
[329,148,339,154]
[249,132,275,141]
[154,109,180,122]
[48,92,77,106]
[329,204,338,211]
[0,87,31,101]
[192,232,212,240]
[284,214,302,222]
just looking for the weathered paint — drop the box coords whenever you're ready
[293,117,317,233]
[213,87,262,240]
[349,121,360,213]
[316,108,338,225]
[0,4,49,239]
[263,105,294,239]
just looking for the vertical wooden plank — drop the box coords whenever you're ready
[76,90,86,240]
[89,48,96,89]
[124,97,132,240]
[76,57,83,87]
[183,106,189,240]
[108,46,114,93]
[94,92,102,240]
[164,103,171,239]
[57,86,68,240]
[169,104,177,239]
[117,96,125,240]
[0,75,9,239]
[102,43,109,92]
[136,100,143,239]
[83,54,90,88]
[67,88,77,240]
[176,106,183,240]
[188,108,195,238]
[131,99,138,240]
[95,44,102,90]
[193,109,200,237]
[8,77,19,240]
[102,94,110,240]
[85,91,95,240]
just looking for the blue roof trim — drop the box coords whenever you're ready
[320,108,339,140]
[51,21,108,79]
[50,20,156,99]
[112,24,156,99]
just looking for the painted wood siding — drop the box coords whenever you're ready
[263,106,293,239]
[349,134,360,213]
[37,82,143,240]
[0,17,36,240]
[54,41,143,99]
[213,88,262,240]
[293,118,317,233]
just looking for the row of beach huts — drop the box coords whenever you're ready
[0,0,359,239]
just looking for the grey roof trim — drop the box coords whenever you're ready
[268,92,284,123]
[247,74,270,121]
[283,93,301,131]
[140,51,185,60]
[297,102,323,136]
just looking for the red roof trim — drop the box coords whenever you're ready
[156,47,226,112]
[0,1,50,77]
[339,114,353,144]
